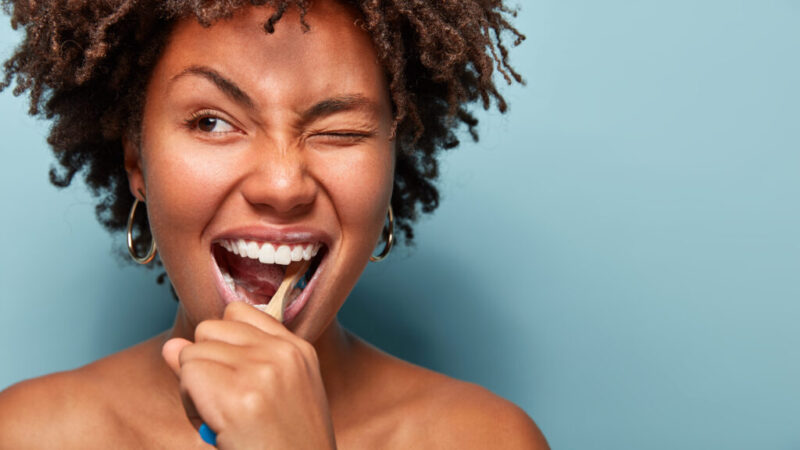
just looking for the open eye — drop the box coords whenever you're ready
[184,110,238,135]
[197,116,235,133]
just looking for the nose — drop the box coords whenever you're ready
[238,140,317,218]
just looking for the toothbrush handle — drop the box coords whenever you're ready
[199,423,217,446]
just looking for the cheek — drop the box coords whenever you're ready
[141,139,237,249]
[313,145,395,244]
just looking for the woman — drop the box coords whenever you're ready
[0,0,547,447]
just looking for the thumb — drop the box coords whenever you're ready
[162,337,192,376]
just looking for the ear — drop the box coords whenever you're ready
[123,135,146,200]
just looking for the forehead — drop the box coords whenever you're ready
[151,1,388,109]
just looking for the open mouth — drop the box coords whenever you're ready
[211,239,327,319]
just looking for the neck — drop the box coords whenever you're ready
[313,320,358,407]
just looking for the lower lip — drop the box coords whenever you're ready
[209,250,327,325]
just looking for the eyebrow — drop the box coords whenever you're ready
[171,65,381,123]
[171,65,255,109]
[299,95,380,125]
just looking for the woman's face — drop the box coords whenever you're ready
[125,1,394,342]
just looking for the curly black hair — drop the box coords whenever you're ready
[1,0,523,258]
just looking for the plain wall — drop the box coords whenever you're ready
[1,1,798,448]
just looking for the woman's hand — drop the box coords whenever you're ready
[162,302,337,449]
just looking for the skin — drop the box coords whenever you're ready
[0,2,548,449]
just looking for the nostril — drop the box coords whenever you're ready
[235,144,317,210]
[239,169,317,215]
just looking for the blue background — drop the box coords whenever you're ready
[2,1,799,448]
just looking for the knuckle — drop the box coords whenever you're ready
[194,321,212,340]
[254,362,280,385]
[179,360,201,386]
[177,344,193,366]
[298,340,318,363]
[275,341,304,366]
[237,388,268,415]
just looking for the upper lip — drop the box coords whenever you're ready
[209,225,333,249]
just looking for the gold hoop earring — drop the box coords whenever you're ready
[126,192,157,265]
[370,205,394,262]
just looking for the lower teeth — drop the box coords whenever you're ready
[222,271,237,296]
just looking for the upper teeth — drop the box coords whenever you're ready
[218,239,320,265]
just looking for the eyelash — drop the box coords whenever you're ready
[182,109,237,134]
[316,132,372,142]
[182,110,374,143]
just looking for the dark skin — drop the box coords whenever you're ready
[0,2,548,448]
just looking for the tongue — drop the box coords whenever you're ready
[224,252,285,297]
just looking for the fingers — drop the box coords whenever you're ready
[162,338,237,432]
[178,340,249,369]
[162,337,192,376]
[184,333,317,377]
[223,301,286,334]
[160,301,326,446]
[222,301,310,348]
[165,302,316,374]
[194,319,268,346]
[179,358,235,430]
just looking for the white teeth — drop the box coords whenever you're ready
[221,269,236,295]
[237,240,248,256]
[218,239,322,266]
[246,242,260,258]
[275,245,291,265]
[290,246,303,262]
[258,243,276,264]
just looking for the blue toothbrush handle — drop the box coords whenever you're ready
[199,423,218,446]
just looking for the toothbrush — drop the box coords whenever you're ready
[199,423,217,446]
[199,259,312,445]
[253,259,311,322]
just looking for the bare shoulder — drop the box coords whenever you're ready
[0,366,116,448]
[350,338,548,450]
[413,377,549,450]
[0,337,166,449]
